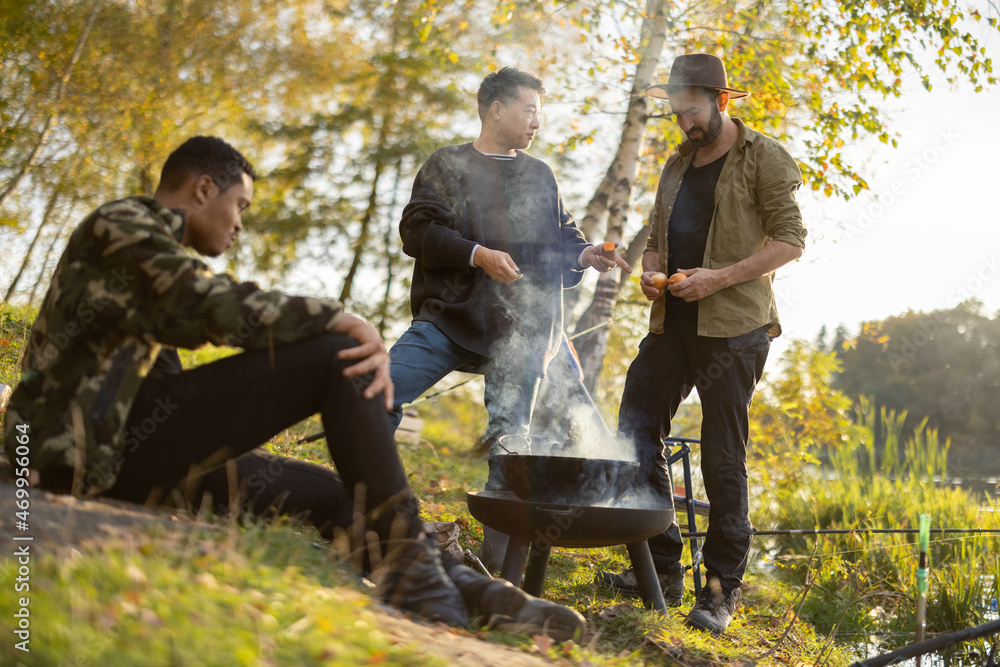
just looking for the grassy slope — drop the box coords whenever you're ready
[0,304,849,666]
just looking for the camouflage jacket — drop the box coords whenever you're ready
[3,196,343,494]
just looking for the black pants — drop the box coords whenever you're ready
[618,309,770,589]
[104,334,418,543]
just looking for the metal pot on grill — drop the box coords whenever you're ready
[493,434,640,506]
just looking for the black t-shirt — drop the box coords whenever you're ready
[665,151,729,310]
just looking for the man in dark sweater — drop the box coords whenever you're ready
[389,67,630,569]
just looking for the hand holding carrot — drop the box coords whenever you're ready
[583,242,632,273]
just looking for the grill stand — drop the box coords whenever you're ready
[498,533,667,612]
[469,492,672,613]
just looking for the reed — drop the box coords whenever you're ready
[755,391,999,660]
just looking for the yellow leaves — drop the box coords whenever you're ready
[860,322,889,348]
[491,3,514,25]
[447,52,458,64]
[458,21,468,30]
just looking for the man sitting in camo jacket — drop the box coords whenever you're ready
[2,136,585,639]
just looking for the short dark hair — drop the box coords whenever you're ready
[158,136,256,193]
[477,67,545,121]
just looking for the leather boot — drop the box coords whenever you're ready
[378,532,469,627]
[445,563,585,642]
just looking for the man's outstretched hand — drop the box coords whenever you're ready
[333,314,394,411]
[582,242,632,274]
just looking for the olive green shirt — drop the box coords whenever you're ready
[4,196,344,494]
[646,118,807,338]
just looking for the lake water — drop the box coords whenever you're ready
[939,474,999,503]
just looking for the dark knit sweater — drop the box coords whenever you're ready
[400,143,589,369]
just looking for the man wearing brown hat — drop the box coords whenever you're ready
[598,54,807,635]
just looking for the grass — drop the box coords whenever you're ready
[0,304,33,387]
[0,303,857,665]
[389,429,853,667]
[0,519,450,666]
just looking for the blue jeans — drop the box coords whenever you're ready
[389,320,541,450]
[389,321,609,488]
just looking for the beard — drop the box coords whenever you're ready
[687,105,723,148]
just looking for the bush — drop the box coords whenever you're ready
[751,343,1000,659]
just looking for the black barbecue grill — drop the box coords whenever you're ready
[467,487,675,611]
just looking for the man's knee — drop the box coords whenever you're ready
[312,333,363,361]
[302,333,377,397]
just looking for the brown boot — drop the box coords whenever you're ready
[378,533,469,626]
[445,563,585,642]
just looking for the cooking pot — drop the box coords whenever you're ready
[495,453,640,506]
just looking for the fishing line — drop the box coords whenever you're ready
[756,534,997,561]
[567,313,626,341]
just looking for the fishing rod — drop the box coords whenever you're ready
[681,527,1000,538]
[852,617,1000,667]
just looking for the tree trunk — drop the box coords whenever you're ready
[28,217,71,305]
[3,190,60,303]
[572,222,653,394]
[573,271,619,394]
[621,221,652,273]
[339,155,385,305]
[377,161,404,337]
[570,0,671,390]
[340,0,405,307]
[0,4,98,210]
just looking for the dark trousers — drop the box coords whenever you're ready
[104,334,419,543]
[617,309,770,589]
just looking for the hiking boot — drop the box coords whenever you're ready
[446,563,586,642]
[595,565,685,606]
[378,533,469,627]
[685,578,741,635]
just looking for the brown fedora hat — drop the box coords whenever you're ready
[645,53,750,100]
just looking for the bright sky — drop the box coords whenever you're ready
[768,19,1000,361]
